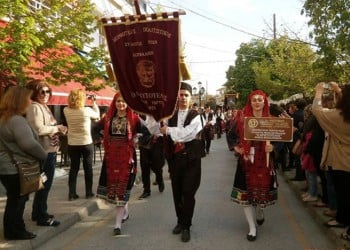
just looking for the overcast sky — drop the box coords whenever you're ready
[150,0,312,94]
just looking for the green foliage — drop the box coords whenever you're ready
[225,39,267,107]
[0,0,109,88]
[253,36,320,100]
[302,0,350,80]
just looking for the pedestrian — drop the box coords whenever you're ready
[226,89,277,241]
[290,98,307,181]
[64,89,100,201]
[215,106,225,139]
[312,82,350,241]
[300,104,325,203]
[201,104,215,154]
[0,86,47,240]
[138,116,165,199]
[95,92,145,236]
[159,81,205,243]
[26,80,67,227]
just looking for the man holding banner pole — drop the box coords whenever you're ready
[159,82,205,243]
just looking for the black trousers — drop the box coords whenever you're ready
[332,170,350,226]
[68,144,94,195]
[168,153,201,229]
[0,174,29,237]
[139,141,165,193]
[203,127,212,153]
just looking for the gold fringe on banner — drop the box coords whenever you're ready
[180,55,191,80]
[100,10,186,25]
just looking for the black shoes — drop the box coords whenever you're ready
[68,193,79,201]
[5,230,37,240]
[246,233,257,241]
[158,182,165,192]
[138,192,151,199]
[181,229,191,242]
[113,228,121,235]
[37,218,60,227]
[172,224,182,234]
[122,214,129,223]
[86,193,95,199]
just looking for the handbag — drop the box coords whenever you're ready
[0,138,44,196]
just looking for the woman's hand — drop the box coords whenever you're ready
[233,146,244,155]
[265,143,273,153]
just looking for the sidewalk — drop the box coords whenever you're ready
[0,161,143,250]
[279,168,350,249]
[0,162,349,249]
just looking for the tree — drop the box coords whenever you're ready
[224,39,267,107]
[0,0,109,90]
[252,36,321,100]
[302,0,350,81]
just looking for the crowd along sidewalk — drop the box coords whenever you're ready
[280,168,350,249]
[0,162,143,250]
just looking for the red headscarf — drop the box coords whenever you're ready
[236,90,270,155]
[103,92,139,150]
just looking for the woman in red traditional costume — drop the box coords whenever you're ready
[94,92,144,236]
[226,90,277,241]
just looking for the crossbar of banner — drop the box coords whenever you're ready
[100,10,186,25]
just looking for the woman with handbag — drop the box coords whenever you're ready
[0,86,47,240]
[26,80,67,227]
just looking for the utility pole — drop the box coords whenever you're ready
[273,13,276,39]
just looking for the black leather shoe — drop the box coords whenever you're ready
[113,228,121,235]
[181,229,191,242]
[256,218,265,226]
[122,214,129,223]
[247,233,257,241]
[5,230,37,240]
[138,192,150,199]
[68,193,79,201]
[172,224,182,234]
[37,218,60,227]
[158,182,165,192]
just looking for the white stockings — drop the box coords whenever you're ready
[243,206,256,236]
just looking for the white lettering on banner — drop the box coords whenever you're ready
[124,41,143,47]
[142,27,172,38]
[112,29,137,42]
[133,51,154,57]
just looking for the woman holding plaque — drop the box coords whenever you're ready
[226,90,277,241]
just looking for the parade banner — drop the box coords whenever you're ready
[102,15,180,121]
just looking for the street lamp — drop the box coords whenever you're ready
[192,81,205,108]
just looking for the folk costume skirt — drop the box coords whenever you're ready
[96,139,136,206]
[231,157,278,207]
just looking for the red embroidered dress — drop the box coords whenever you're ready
[96,93,140,206]
[228,90,278,207]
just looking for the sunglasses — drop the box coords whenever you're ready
[40,89,51,95]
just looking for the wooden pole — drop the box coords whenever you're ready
[134,0,141,15]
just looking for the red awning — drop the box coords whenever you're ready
[48,81,116,106]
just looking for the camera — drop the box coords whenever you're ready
[86,94,96,101]
[323,83,330,89]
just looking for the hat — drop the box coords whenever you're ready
[180,81,192,95]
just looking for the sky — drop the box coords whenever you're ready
[149,0,312,95]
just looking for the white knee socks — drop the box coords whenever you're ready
[115,206,124,229]
[243,206,256,236]
[123,203,129,220]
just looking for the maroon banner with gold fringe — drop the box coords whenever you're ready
[102,15,180,121]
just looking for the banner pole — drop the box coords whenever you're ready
[134,0,141,15]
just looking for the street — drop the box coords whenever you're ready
[37,137,336,250]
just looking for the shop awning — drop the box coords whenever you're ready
[48,81,116,106]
